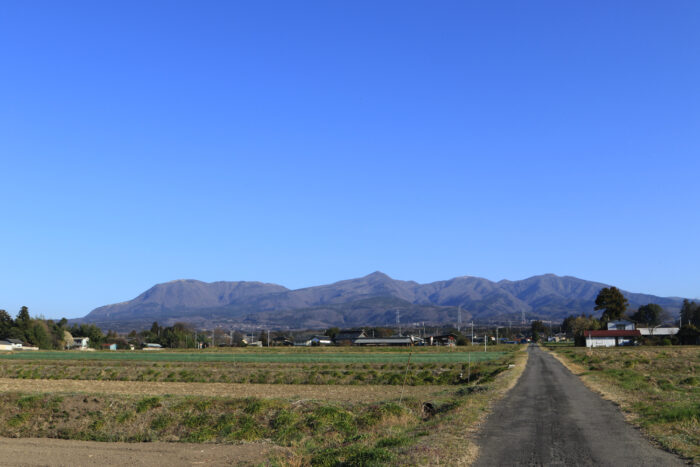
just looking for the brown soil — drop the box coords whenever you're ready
[0,437,289,466]
[0,377,444,401]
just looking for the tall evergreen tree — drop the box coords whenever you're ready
[594,287,629,323]
[16,306,31,331]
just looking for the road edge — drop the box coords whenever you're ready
[541,345,694,465]
[464,345,531,465]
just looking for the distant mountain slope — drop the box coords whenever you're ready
[76,272,686,331]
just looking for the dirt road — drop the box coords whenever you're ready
[473,345,684,466]
[0,437,289,466]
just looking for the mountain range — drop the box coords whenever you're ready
[75,272,686,332]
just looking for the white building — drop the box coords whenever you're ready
[638,327,680,336]
[606,320,635,331]
[72,337,90,349]
[7,339,23,349]
[584,330,641,348]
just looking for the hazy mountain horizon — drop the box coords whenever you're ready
[73,272,687,332]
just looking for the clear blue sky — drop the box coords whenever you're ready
[1,1,698,319]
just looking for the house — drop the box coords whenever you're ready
[584,330,641,348]
[271,336,294,346]
[311,335,333,346]
[293,336,313,346]
[638,327,680,336]
[7,339,23,350]
[353,336,414,346]
[0,340,13,351]
[143,343,162,350]
[101,343,117,351]
[334,330,366,346]
[293,335,332,347]
[72,337,90,349]
[607,320,635,331]
[547,333,567,343]
[428,334,457,346]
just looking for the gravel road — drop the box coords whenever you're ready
[473,345,684,466]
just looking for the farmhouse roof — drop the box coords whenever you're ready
[7,339,23,344]
[0,340,11,345]
[354,337,413,345]
[584,330,641,337]
[638,327,680,336]
[334,330,366,341]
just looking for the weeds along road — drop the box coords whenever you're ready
[473,345,684,467]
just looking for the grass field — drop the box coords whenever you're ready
[0,345,528,465]
[546,345,700,463]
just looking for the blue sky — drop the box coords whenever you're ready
[1,1,698,319]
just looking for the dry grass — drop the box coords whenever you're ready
[399,346,530,465]
[0,377,446,401]
[0,346,528,465]
[546,345,700,463]
[0,356,503,386]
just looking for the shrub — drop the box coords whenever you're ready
[136,397,162,413]
[150,414,172,430]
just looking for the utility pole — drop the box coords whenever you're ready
[267,329,270,348]
[484,333,487,352]
[471,322,474,346]
[458,306,462,333]
[396,310,401,336]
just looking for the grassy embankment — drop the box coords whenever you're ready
[546,345,699,463]
[0,345,528,465]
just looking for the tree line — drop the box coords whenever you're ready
[558,287,699,345]
[0,306,108,349]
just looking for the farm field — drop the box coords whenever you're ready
[546,345,700,463]
[0,345,527,465]
[0,348,504,386]
[0,347,505,363]
[0,378,447,401]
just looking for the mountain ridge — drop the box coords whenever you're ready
[76,272,686,331]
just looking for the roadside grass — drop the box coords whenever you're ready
[547,346,699,463]
[0,346,528,465]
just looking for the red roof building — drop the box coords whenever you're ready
[584,330,641,348]
[584,330,641,338]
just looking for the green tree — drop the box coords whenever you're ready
[27,321,53,349]
[680,300,700,327]
[16,306,31,331]
[0,310,13,337]
[69,323,105,347]
[562,314,601,346]
[631,303,667,326]
[594,287,629,323]
[531,320,547,339]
